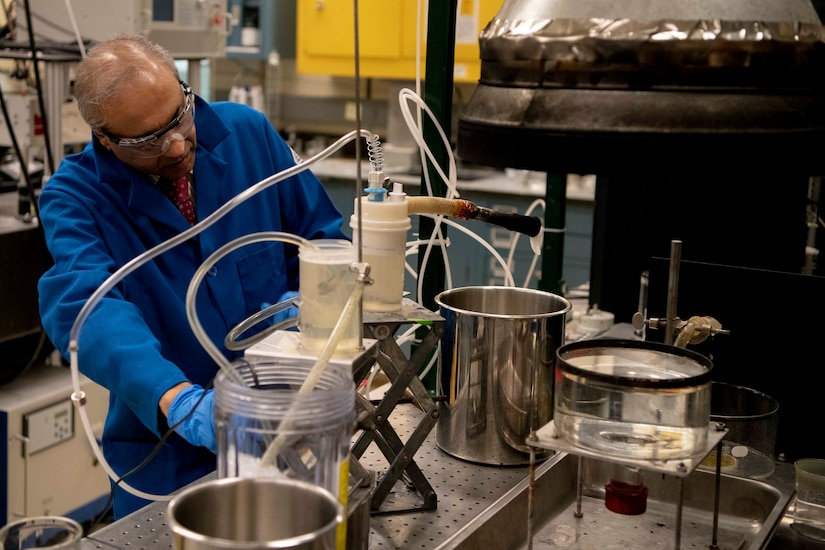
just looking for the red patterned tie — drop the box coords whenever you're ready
[166,174,196,225]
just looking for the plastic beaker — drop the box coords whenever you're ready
[700,382,779,479]
[792,458,825,542]
[0,516,82,549]
[298,239,359,353]
[214,357,355,548]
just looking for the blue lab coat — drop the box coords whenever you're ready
[37,97,347,518]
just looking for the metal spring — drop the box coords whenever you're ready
[366,133,385,172]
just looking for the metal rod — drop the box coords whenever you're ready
[710,441,723,550]
[675,477,684,550]
[527,444,535,550]
[352,0,365,347]
[575,455,584,518]
[664,240,682,346]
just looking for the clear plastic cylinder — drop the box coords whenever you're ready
[0,516,83,549]
[554,340,712,460]
[214,358,355,520]
[299,239,359,353]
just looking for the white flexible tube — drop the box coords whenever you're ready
[63,0,87,58]
[415,214,516,288]
[398,88,458,199]
[68,128,373,502]
[71,388,166,502]
[503,198,546,288]
[415,221,454,292]
[396,88,463,306]
[404,238,448,281]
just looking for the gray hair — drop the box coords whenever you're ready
[73,34,181,130]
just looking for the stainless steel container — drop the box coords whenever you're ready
[555,339,713,460]
[168,477,342,549]
[435,286,571,465]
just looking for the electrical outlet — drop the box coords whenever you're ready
[23,399,74,455]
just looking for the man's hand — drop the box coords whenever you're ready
[166,384,216,453]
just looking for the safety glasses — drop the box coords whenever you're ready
[99,81,195,158]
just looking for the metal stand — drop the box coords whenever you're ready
[351,298,444,515]
[528,421,729,550]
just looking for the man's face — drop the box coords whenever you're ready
[95,76,197,180]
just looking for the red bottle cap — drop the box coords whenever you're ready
[605,479,649,515]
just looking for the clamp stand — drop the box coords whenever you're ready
[352,298,444,515]
[632,239,730,347]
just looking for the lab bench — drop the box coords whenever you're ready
[79,401,819,549]
[78,404,530,549]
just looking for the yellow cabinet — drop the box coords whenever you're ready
[297,0,500,83]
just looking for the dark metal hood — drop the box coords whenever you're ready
[456,0,825,175]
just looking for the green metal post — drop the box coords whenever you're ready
[540,173,567,295]
[417,0,458,393]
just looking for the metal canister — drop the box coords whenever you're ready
[435,286,571,465]
[168,477,342,549]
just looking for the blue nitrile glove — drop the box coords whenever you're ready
[166,384,216,454]
[261,290,300,328]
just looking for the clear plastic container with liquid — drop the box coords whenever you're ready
[298,239,359,353]
[214,357,355,509]
[554,340,713,460]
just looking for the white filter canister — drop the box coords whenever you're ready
[350,189,411,312]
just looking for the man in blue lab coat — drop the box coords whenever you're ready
[37,34,347,519]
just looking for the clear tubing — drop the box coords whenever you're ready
[185,232,315,386]
[67,127,373,502]
[224,297,299,351]
[260,269,368,465]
